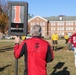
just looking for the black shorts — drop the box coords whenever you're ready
[65,39,68,44]
[52,40,58,44]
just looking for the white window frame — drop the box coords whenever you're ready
[51,22,56,26]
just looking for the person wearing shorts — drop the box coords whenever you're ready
[51,32,58,51]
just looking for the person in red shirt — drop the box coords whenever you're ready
[70,33,76,67]
[14,25,54,75]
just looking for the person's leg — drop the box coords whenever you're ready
[70,43,72,51]
[65,39,68,44]
[74,47,76,67]
[68,43,72,51]
[55,40,57,51]
[52,46,54,50]
[52,41,55,51]
[66,39,68,43]
[68,43,70,50]
[55,45,57,51]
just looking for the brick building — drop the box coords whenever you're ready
[28,15,76,37]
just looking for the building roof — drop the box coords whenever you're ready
[28,15,76,21]
[28,15,48,22]
[44,16,76,21]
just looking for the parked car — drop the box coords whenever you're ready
[4,35,13,39]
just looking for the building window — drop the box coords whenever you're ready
[43,22,45,25]
[36,22,39,25]
[33,22,35,25]
[57,22,64,26]
[30,22,33,26]
[57,27,64,30]
[51,27,56,30]
[66,27,73,30]
[42,32,45,36]
[66,22,73,26]
[30,22,36,26]
[51,22,56,26]
[75,27,76,30]
[40,22,45,26]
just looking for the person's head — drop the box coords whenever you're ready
[54,32,57,34]
[31,25,42,37]
[65,32,68,35]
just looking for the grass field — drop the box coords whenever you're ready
[0,39,76,75]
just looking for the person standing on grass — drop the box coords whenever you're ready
[67,36,72,51]
[14,25,54,75]
[64,32,69,44]
[21,36,26,40]
[70,33,76,67]
[51,32,58,51]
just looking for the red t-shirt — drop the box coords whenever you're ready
[70,33,76,47]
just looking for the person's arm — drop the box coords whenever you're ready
[14,36,26,59]
[46,45,54,63]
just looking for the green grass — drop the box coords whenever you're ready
[0,39,76,75]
